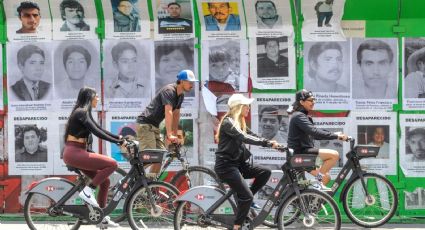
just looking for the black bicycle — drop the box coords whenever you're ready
[24,140,179,230]
[174,146,342,230]
[281,137,398,228]
[108,143,224,222]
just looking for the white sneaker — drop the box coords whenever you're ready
[97,216,120,228]
[79,186,99,208]
[310,181,332,192]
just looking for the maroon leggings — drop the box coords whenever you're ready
[63,141,117,208]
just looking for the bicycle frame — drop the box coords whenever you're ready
[157,145,188,180]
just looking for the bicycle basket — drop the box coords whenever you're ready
[139,149,166,163]
[289,154,317,170]
[354,145,380,158]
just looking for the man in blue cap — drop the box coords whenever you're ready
[136,69,197,174]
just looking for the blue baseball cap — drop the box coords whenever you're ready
[176,70,198,82]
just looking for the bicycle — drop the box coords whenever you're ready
[24,140,179,230]
[266,137,398,228]
[109,143,224,222]
[174,145,342,230]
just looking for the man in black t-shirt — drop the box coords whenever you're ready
[136,70,197,174]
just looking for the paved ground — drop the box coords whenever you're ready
[1,222,425,229]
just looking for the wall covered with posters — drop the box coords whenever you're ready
[0,0,425,220]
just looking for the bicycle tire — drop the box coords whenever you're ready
[126,181,179,229]
[24,192,82,230]
[342,173,398,228]
[174,200,225,230]
[277,189,341,230]
[107,167,128,223]
[170,165,225,190]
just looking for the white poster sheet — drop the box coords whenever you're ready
[103,0,150,40]
[198,0,246,40]
[313,117,348,178]
[51,0,98,40]
[250,36,296,90]
[245,0,293,37]
[250,94,294,168]
[53,40,101,111]
[303,41,350,110]
[103,39,153,111]
[198,95,219,168]
[7,42,53,112]
[301,0,346,41]
[400,114,425,177]
[351,38,398,110]
[403,38,425,110]
[154,38,199,109]
[154,0,194,40]
[404,187,425,210]
[8,112,53,175]
[202,39,248,95]
[350,112,397,175]
[4,0,51,41]
[52,111,99,175]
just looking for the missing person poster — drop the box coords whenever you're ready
[154,0,194,40]
[4,0,52,41]
[313,117,348,178]
[53,40,101,111]
[303,41,350,110]
[250,93,294,168]
[301,0,346,41]
[349,111,397,175]
[400,114,425,177]
[154,38,199,109]
[198,0,246,40]
[103,0,150,40]
[245,0,293,38]
[8,112,53,175]
[7,42,53,112]
[403,38,425,110]
[51,0,98,40]
[202,39,249,94]
[351,38,398,110]
[52,111,99,175]
[103,39,153,111]
[250,36,296,90]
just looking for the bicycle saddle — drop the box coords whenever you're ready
[66,165,83,175]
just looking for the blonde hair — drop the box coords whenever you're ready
[215,104,247,142]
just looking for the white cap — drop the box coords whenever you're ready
[227,94,254,108]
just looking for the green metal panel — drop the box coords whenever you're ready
[342,0,399,20]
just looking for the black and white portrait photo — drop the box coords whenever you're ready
[352,38,398,100]
[15,125,48,162]
[7,42,53,102]
[304,41,349,93]
[59,0,90,31]
[405,188,425,209]
[258,105,288,144]
[255,0,282,29]
[104,40,152,99]
[157,1,193,34]
[357,125,390,159]
[4,0,52,41]
[404,38,425,99]
[53,40,100,100]
[257,36,288,78]
[154,39,194,93]
[405,127,425,162]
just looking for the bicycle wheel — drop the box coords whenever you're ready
[24,192,82,230]
[126,181,179,229]
[174,200,227,230]
[107,167,128,223]
[277,189,341,230]
[170,166,225,191]
[342,173,398,228]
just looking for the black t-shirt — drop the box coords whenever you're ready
[137,83,184,127]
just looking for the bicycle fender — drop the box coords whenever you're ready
[26,177,75,203]
[175,186,235,214]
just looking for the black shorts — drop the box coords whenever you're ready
[298,148,319,155]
